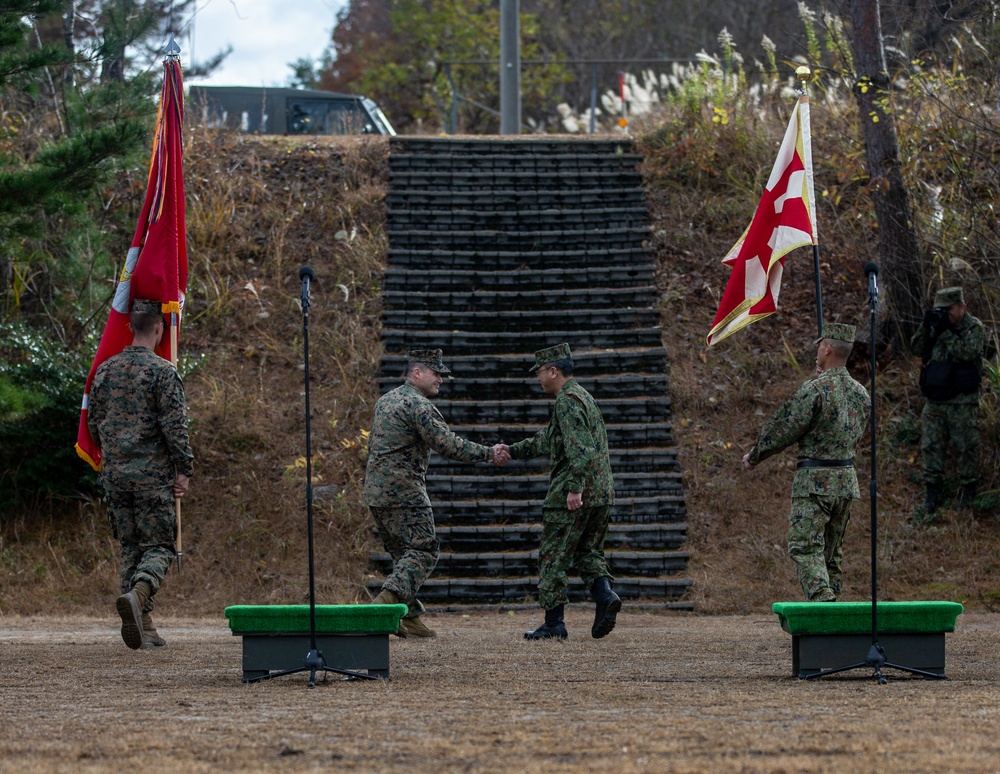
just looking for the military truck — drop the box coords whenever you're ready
[188,86,396,136]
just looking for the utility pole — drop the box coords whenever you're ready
[499,0,521,134]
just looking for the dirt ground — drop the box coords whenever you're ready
[2,609,1000,773]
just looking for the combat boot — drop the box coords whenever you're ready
[957,483,978,510]
[397,616,436,638]
[590,577,622,639]
[524,604,568,640]
[116,579,152,650]
[141,612,167,649]
[372,588,400,605]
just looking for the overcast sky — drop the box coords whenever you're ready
[183,0,346,87]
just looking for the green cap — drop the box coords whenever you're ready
[934,287,964,307]
[132,298,163,314]
[408,349,451,374]
[814,322,856,345]
[529,343,572,372]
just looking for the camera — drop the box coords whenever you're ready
[925,306,949,330]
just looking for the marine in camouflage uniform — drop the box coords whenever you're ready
[363,349,498,637]
[743,323,869,602]
[87,299,194,649]
[910,287,985,512]
[508,343,621,640]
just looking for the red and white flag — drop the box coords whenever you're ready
[76,57,187,470]
[706,99,817,346]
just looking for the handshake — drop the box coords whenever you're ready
[491,443,512,466]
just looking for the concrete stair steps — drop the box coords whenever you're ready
[423,471,683,501]
[432,522,688,552]
[385,226,649,251]
[428,447,681,473]
[382,265,655,293]
[383,285,658,313]
[429,496,688,525]
[378,348,668,378]
[381,307,661,333]
[372,135,689,606]
[381,326,664,352]
[379,373,670,400]
[423,396,671,425]
[386,206,650,231]
[385,247,652,270]
[386,187,647,209]
[446,422,677,448]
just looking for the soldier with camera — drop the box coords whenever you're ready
[911,287,985,514]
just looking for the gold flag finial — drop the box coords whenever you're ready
[795,66,811,95]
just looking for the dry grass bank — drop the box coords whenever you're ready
[2,129,999,619]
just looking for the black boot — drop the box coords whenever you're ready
[923,484,940,514]
[524,604,567,640]
[957,483,978,510]
[590,577,622,639]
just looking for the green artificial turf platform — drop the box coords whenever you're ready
[772,601,963,635]
[771,601,964,678]
[225,604,407,634]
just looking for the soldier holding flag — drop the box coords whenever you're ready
[742,324,869,602]
[87,298,194,649]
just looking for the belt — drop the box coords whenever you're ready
[797,459,854,469]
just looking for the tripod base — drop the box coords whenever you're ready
[791,631,948,679]
[237,632,391,683]
[803,641,948,683]
[244,648,377,687]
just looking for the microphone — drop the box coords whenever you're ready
[299,265,314,308]
[864,262,879,297]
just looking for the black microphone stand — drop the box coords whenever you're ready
[805,264,945,682]
[247,266,376,687]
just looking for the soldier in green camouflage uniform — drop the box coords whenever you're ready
[506,343,621,640]
[910,287,985,513]
[743,323,869,602]
[87,298,195,650]
[363,349,505,638]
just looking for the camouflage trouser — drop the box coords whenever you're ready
[921,401,980,486]
[787,494,853,601]
[537,505,613,611]
[369,506,438,618]
[106,487,176,612]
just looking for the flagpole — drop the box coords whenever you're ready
[796,66,823,341]
[165,37,184,574]
[170,304,183,573]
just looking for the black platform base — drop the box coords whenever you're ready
[236,632,391,682]
[792,632,945,678]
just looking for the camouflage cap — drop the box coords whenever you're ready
[934,287,964,307]
[131,298,163,314]
[814,322,856,345]
[529,343,572,372]
[408,349,451,374]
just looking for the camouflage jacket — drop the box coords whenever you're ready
[508,378,614,508]
[910,312,985,405]
[748,366,869,499]
[362,381,492,508]
[87,346,195,492]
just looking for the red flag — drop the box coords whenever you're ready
[706,99,817,346]
[76,58,187,470]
